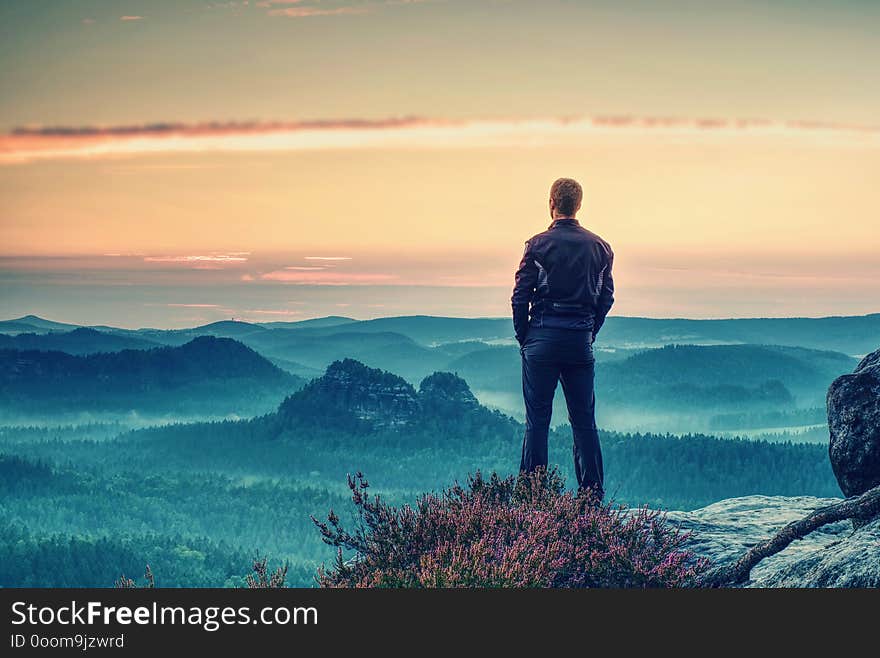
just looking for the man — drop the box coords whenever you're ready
[511,177,614,499]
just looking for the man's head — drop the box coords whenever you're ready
[549,177,583,219]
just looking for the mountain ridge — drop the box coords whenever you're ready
[0,336,302,416]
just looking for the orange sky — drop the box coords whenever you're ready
[1,1,878,324]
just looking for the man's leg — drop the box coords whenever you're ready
[520,337,560,476]
[559,355,604,498]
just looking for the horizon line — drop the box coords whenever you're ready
[4,310,879,332]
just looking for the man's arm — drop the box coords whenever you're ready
[511,240,537,345]
[592,249,614,340]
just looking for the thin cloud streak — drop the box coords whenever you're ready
[261,270,398,284]
[268,6,369,17]
[143,254,249,263]
[239,309,304,316]
[2,115,877,164]
[166,303,221,308]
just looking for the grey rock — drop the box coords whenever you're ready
[667,495,880,587]
[827,346,880,498]
[309,359,420,428]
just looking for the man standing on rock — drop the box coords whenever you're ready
[512,177,614,499]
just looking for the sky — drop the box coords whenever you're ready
[1,0,878,328]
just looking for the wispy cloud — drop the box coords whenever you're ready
[2,114,877,165]
[268,6,369,17]
[10,117,429,137]
[257,0,437,17]
[304,256,352,261]
[261,270,397,285]
[119,16,144,21]
[166,303,222,308]
[239,308,304,316]
[81,18,96,24]
[143,254,249,263]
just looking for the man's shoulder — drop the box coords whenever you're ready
[525,228,553,245]
[579,227,613,253]
[524,223,612,253]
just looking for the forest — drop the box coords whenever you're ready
[0,313,864,587]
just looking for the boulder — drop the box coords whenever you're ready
[668,495,880,587]
[827,347,880,498]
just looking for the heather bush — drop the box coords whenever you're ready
[114,565,154,589]
[313,469,708,588]
[246,557,289,588]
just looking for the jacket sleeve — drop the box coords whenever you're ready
[592,248,615,339]
[511,240,537,344]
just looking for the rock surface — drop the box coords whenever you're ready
[827,346,880,498]
[668,495,880,587]
[306,359,421,427]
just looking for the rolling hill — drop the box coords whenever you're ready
[0,315,82,335]
[0,336,303,418]
[0,327,161,355]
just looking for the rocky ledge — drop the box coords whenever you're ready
[668,495,880,587]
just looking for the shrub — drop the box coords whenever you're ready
[246,557,288,588]
[313,469,708,588]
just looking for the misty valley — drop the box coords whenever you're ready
[2,312,877,586]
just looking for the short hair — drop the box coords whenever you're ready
[549,178,583,216]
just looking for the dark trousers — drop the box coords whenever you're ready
[519,326,604,497]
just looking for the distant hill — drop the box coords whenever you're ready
[0,315,81,335]
[5,311,878,355]
[600,344,857,405]
[0,336,302,417]
[598,314,880,356]
[288,316,512,346]
[249,312,880,355]
[177,320,269,339]
[443,342,856,431]
[0,327,160,355]
[260,316,356,330]
[243,330,451,383]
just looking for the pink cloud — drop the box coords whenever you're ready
[284,266,328,271]
[166,303,221,308]
[143,254,249,263]
[81,18,96,24]
[2,114,876,165]
[261,270,398,285]
[268,6,369,17]
[240,308,304,316]
[119,16,144,21]
[304,256,352,261]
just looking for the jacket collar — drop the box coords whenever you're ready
[549,217,580,229]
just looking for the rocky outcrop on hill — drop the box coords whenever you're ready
[278,359,496,431]
[827,347,880,499]
[293,359,421,428]
[669,495,880,587]
[419,371,481,414]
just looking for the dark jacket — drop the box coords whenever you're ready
[511,218,614,344]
